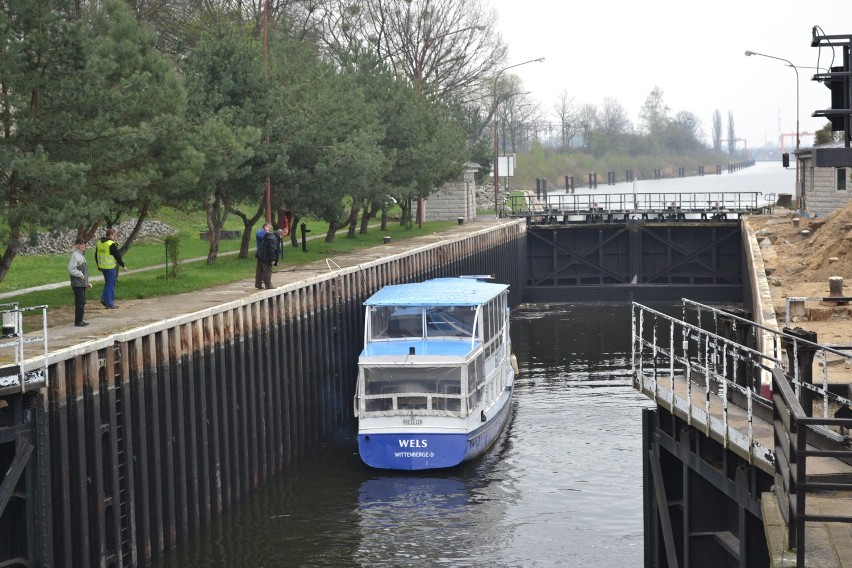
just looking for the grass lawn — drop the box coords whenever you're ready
[4,212,459,313]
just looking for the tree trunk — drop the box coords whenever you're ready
[230,200,264,259]
[380,206,388,231]
[359,202,376,234]
[399,198,412,229]
[346,205,359,239]
[0,219,21,283]
[324,220,338,243]
[118,203,150,255]
[288,215,298,248]
[204,195,228,265]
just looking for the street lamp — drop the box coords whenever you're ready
[493,58,544,217]
[414,24,485,228]
[745,50,800,185]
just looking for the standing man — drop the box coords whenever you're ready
[257,226,280,290]
[255,222,272,289]
[68,238,93,327]
[95,227,128,309]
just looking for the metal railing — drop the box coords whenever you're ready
[633,299,852,566]
[772,366,852,567]
[631,301,776,466]
[0,303,49,393]
[507,191,774,221]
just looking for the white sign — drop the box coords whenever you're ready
[491,155,515,178]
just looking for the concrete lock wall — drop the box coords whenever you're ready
[7,221,526,567]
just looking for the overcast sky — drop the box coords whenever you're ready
[486,0,852,150]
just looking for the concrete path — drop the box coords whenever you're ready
[10,218,507,354]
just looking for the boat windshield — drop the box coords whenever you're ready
[362,365,462,412]
[371,306,476,340]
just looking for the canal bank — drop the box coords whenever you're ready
[0,217,526,566]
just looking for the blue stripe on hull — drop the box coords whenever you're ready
[358,391,513,471]
[358,433,468,470]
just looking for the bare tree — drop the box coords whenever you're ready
[318,0,506,102]
[727,110,736,155]
[598,97,631,137]
[712,109,722,152]
[577,103,598,151]
[552,90,577,151]
[673,111,702,141]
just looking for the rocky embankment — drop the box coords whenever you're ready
[17,219,178,256]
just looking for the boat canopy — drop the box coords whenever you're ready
[364,278,509,308]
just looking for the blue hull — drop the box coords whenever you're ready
[358,392,512,471]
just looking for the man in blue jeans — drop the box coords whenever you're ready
[255,222,272,289]
[95,227,128,309]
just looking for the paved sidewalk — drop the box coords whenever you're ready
[8,218,508,354]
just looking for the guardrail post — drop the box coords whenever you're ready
[781,327,818,415]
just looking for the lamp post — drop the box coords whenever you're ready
[413,25,484,228]
[263,0,272,223]
[745,50,800,187]
[493,58,544,217]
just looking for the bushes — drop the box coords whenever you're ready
[164,235,181,279]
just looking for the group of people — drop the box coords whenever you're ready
[68,222,285,328]
[255,223,285,290]
[67,228,128,327]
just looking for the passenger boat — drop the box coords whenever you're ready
[354,277,516,470]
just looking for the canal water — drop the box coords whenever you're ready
[155,303,655,567]
[154,162,794,567]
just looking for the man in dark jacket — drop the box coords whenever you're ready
[256,227,280,289]
[255,222,272,289]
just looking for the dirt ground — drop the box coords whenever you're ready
[745,203,852,348]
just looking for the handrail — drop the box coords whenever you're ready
[508,191,771,219]
[631,302,776,465]
[633,300,852,567]
[0,303,49,393]
[771,367,852,567]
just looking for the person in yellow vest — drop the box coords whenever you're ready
[95,227,128,309]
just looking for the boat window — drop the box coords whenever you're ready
[425,306,476,338]
[363,365,462,395]
[371,306,424,339]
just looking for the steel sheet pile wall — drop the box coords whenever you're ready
[1,221,525,567]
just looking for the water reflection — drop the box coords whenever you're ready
[155,304,654,568]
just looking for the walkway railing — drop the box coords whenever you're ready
[633,299,852,566]
[0,303,48,394]
[772,366,852,566]
[507,191,774,222]
[631,301,776,467]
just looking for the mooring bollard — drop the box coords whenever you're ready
[829,276,844,297]
[792,218,800,228]
[383,236,391,244]
[457,217,464,225]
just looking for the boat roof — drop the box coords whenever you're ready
[364,278,509,307]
